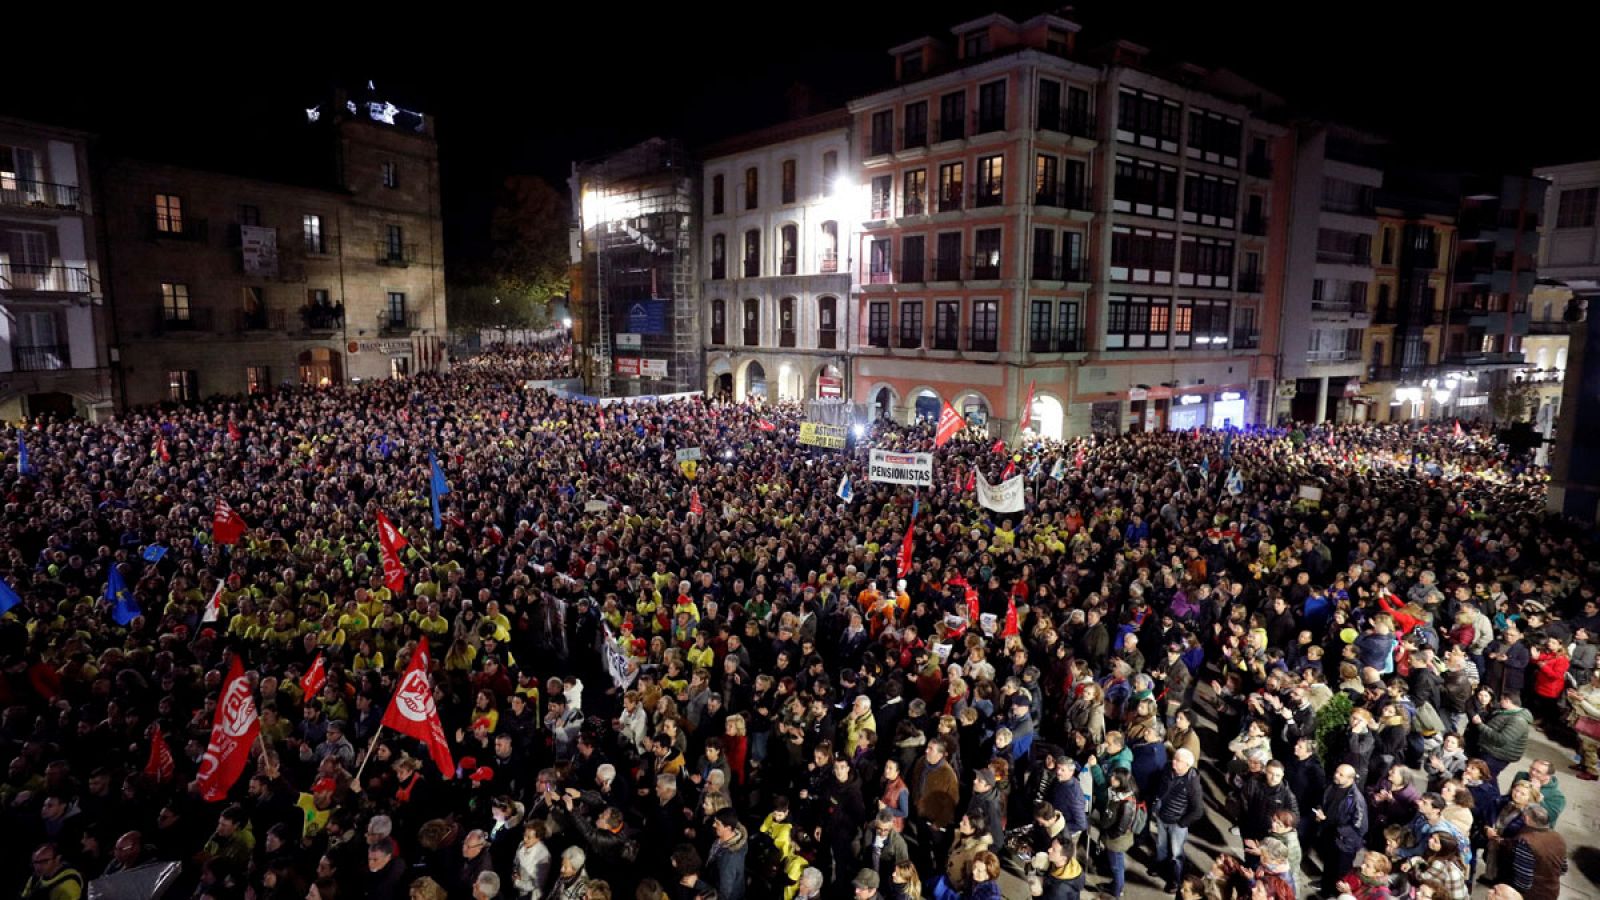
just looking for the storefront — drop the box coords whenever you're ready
[1209,390,1247,429]
[1169,393,1208,431]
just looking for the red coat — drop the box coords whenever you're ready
[1532,652,1570,699]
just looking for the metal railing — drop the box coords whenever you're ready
[969,255,1001,279]
[1032,256,1087,282]
[1029,329,1087,353]
[1,181,82,211]
[237,308,286,332]
[711,260,726,279]
[299,306,345,331]
[937,184,965,213]
[1036,107,1096,139]
[869,132,894,156]
[0,264,93,293]
[12,343,70,371]
[376,242,418,266]
[1034,182,1090,211]
[1307,349,1357,363]
[867,266,894,285]
[974,184,1004,208]
[973,110,1006,134]
[902,196,927,217]
[871,194,892,219]
[932,256,964,281]
[935,117,966,143]
[969,336,998,352]
[901,126,928,150]
[819,251,838,274]
[780,256,797,276]
[378,310,421,333]
[154,307,215,334]
[1316,249,1371,266]
[818,328,837,350]
[1233,330,1261,349]
[898,258,926,283]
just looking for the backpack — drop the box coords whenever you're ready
[1103,796,1137,839]
[1131,800,1150,837]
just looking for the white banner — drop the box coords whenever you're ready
[976,471,1026,513]
[240,225,278,277]
[675,447,702,463]
[615,333,642,349]
[601,627,638,689]
[868,449,934,486]
[641,358,668,377]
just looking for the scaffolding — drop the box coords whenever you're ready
[575,139,700,397]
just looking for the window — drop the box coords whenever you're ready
[870,110,894,156]
[711,234,727,279]
[900,51,924,80]
[1316,228,1371,265]
[963,31,990,58]
[1058,301,1081,351]
[1181,173,1238,227]
[818,297,838,349]
[903,169,927,216]
[1037,80,1062,131]
[1322,177,1375,215]
[241,285,266,329]
[1178,236,1235,288]
[1110,226,1177,284]
[1033,228,1056,280]
[871,174,893,219]
[1114,156,1179,219]
[1381,228,1395,265]
[939,92,966,142]
[934,301,960,350]
[900,235,925,282]
[970,300,998,351]
[1185,109,1242,167]
[938,162,964,212]
[868,301,891,347]
[161,282,191,321]
[1035,154,1059,207]
[782,160,797,204]
[743,230,761,277]
[935,232,963,281]
[167,370,198,403]
[1116,89,1181,153]
[1105,294,1171,350]
[973,228,1002,279]
[899,300,924,348]
[1189,297,1232,347]
[382,161,399,188]
[822,152,838,187]
[711,299,727,344]
[743,298,761,346]
[12,311,63,369]
[385,224,405,261]
[904,102,928,149]
[869,238,892,282]
[780,225,798,275]
[0,145,39,192]
[977,80,1007,132]
[1311,277,1368,312]
[155,194,183,233]
[386,292,408,326]
[1063,231,1084,279]
[237,204,260,226]
[247,366,271,395]
[712,174,725,215]
[1030,299,1055,352]
[745,167,759,210]
[976,154,1004,207]
[303,214,325,253]
[819,223,838,272]
[1556,187,1598,228]
[780,297,797,347]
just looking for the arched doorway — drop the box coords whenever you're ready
[957,392,990,427]
[714,373,733,399]
[745,361,767,402]
[26,392,76,421]
[912,389,941,424]
[874,387,896,421]
[815,365,844,399]
[1027,394,1065,441]
[299,348,342,387]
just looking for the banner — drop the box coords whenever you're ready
[614,358,640,377]
[868,450,934,486]
[239,225,279,277]
[798,422,847,450]
[976,470,1026,513]
[626,300,668,335]
[1297,485,1323,503]
[818,375,843,398]
[602,626,639,688]
[583,499,611,513]
[640,359,668,378]
[615,333,642,349]
[675,447,702,463]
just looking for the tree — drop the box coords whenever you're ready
[446,282,550,332]
[1488,378,1535,423]
[448,175,571,331]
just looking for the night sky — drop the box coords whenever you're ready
[8,3,1591,272]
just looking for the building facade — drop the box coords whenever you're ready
[102,93,447,407]
[701,112,854,402]
[0,117,114,420]
[1535,160,1600,518]
[844,13,1287,439]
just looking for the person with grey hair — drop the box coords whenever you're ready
[474,869,503,899]
[366,814,394,846]
[794,866,824,900]
[459,829,494,897]
[554,846,589,900]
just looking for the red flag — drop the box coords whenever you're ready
[196,656,260,802]
[1453,419,1463,438]
[964,470,977,492]
[966,586,981,625]
[1001,460,1017,480]
[155,429,171,463]
[382,636,454,777]
[689,488,703,517]
[597,409,606,431]
[213,500,247,546]
[1018,381,1037,431]
[1074,446,1086,469]
[145,725,176,784]
[990,439,1006,454]
[1002,596,1020,637]
[756,420,776,432]
[376,511,409,595]
[896,517,916,579]
[301,653,327,699]
[227,420,241,442]
[935,402,965,448]
[201,582,224,623]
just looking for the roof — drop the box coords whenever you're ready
[699,109,852,160]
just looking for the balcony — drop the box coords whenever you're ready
[1029,327,1087,354]
[1246,154,1272,179]
[1032,255,1087,283]
[973,110,1006,135]
[744,327,761,347]
[898,258,926,284]
[154,308,215,335]
[299,305,345,332]
[1034,182,1090,212]
[1237,272,1264,293]
[780,328,796,348]
[819,251,838,274]
[902,194,927,217]
[1322,199,1376,217]
[376,242,418,267]
[932,256,964,282]
[780,256,797,276]
[870,193,892,220]
[867,265,894,285]
[969,255,1000,280]
[711,325,726,346]
[897,329,923,350]
[11,343,71,371]
[1443,351,1525,368]
[145,211,208,242]
[0,264,93,295]
[236,308,286,333]
[974,184,1004,208]
[1316,249,1371,266]
[1233,330,1261,349]
[869,131,894,157]
[818,327,837,350]
[932,332,959,351]
[743,257,760,278]
[0,181,82,212]
[969,336,998,353]
[1242,215,1267,236]
[935,117,965,143]
[867,328,889,349]
[1036,107,1096,139]
[379,310,421,334]
[1310,300,1369,318]
[902,126,928,151]
[1307,349,1357,363]
[937,184,965,213]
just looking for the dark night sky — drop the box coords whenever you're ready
[8,3,1592,271]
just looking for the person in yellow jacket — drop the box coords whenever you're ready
[759,802,812,900]
[842,694,877,757]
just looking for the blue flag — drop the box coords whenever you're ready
[837,474,854,503]
[376,434,395,459]
[142,545,167,564]
[1200,456,1211,478]
[106,566,141,625]
[1226,468,1244,496]
[16,433,29,476]
[1222,430,1234,461]
[0,578,21,616]
[429,451,451,530]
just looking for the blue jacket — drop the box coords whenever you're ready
[1049,778,1089,835]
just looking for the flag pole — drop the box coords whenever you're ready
[352,725,386,783]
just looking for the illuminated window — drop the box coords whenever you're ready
[247,366,271,395]
[167,370,198,402]
[382,161,399,188]
[161,283,190,321]
[303,214,325,253]
[155,194,183,233]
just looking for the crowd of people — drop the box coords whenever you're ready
[0,346,1593,900]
